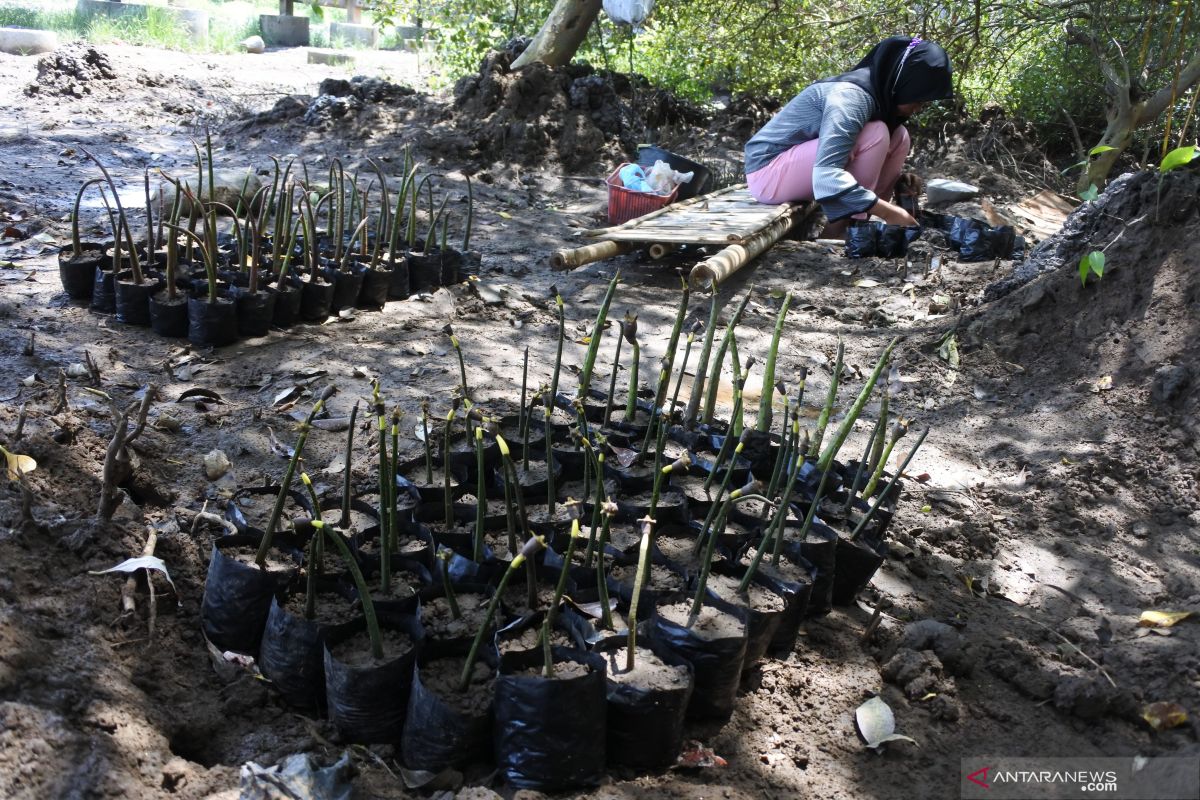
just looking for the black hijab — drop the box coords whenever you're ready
[820,36,953,129]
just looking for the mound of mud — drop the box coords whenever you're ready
[451,43,710,171]
[965,167,1200,413]
[25,44,117,97]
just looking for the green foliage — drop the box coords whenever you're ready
[1160,145,1200,172]
[1079,250,1105,286]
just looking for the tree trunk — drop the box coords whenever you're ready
[510,0,601,70]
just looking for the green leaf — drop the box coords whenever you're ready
[1079,251,1105,285]
[1060,160,1088,175]
[1160,145,1200,173]
[1080,184,1099,202]
[1088,145,1117,156]
[937,332,960,369]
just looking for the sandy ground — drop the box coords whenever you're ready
[1,41,1198,800]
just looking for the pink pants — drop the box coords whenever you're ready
[747,121,910,213]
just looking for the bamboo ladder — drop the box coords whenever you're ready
[550,184,816,288]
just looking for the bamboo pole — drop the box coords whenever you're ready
[580,184,746,238]
[688,211,799,290]
[648,243,678,259]
[550,239,637,270]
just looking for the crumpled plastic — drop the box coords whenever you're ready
[646,160,694,194]
[239,751,353,800]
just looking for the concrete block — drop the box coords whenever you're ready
[0,26,58,55]
[259,14,309,47]
[329,21,377,48]
[307,48,354,66]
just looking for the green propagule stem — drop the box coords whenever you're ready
[257,385,335,567]
[683,289,721,428]
[372,382,393,595]
[444,406,457,529]
[82,147,143,285]
[850,428,929,542]
[701,357,754,495]
[696,430,750,553]
[576,271,620,399]
[603,320,625,428]
[756,292,792,432]
[550,290,565,403]
[459,535,546,691]
[595,499,616,630]
[689,477,761,628]
[496,435,539,612]
[542,390,555,516]
[764,337,899,569]
[339,401,360,528]
[421,401,433,484]
[808,341,845,458]
[474,426,486,562]
[300,473,325,621]
[389,409,403,550]
[862,417,908,499]
[650,454,690,521]
[624,515,656,671]
[623,312,640,420]
[541,502,584,678]
[703,288,753,425]
[437,548,462,619]
[314,517,384,660]
[446,325,470,400]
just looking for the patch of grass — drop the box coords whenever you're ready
[0,4,84,36]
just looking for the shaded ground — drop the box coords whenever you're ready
[1,41,1198,800]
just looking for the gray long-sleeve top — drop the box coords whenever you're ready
[744,81,879,220]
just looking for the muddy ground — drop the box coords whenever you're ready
[1,41,1199,800]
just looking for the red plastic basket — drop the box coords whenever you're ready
[606,162,678,226]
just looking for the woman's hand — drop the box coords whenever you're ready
[873,198,918,227]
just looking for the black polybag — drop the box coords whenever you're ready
[201,534,299,654]
[845,220,879,258]
[323,612,422,743]
[401,639,496,772]
[596,636,694,770]
[494,646,607,791]
[830,536,887,606]
[647,595,747,721]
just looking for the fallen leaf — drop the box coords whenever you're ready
[497,210,513,220]
[1142,701,1188,731]
[1092,375,1113,393]
[177,387,225,404]
[937,332,960,369]
[854,278,882,288]
[0,446,37,480]
[66,363,89,378]
[273,386,302,407]
[855,696,918,750]
[88,555,176,592]
[1139,610,1192,628]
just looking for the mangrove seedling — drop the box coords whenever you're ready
[669,323,699,415]
[603,317,625,427]
[496,434,539,611]
[851,427,929,541]
[519,346,530,442]
[689,477,761,628]
[594,498,617,630]
[624,515,656,671]
[372,382,393,594]
[257,385,335,567]
[755,292,792,432]
[299,472,325,620]
[542,387,556,516]
[445,324,469,400]
[622,312,640,421]
[862,417,907,499]
[436,548,462,619]
[421,400,433,484]
[462,173,474,252]
[702,356,755,494]
[314,518,384,660]
[66,177,107,260]
[807,341,845,458]
[697,427,752,547]
[388,408,403,551]
[474,426,486,562]
[443,405,457,528]
[541,498,584,678]
[870,389,890,475]
[702,288,753,425]
[576,271,620,399]
[844,414,883,516]
[683,290,722,428]
[82,148,143,285]
[459,534,546,691]
[550,288,565,403]
[338,401,361,529]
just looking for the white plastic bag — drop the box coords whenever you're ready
[603,0,655,28]
[645,160,694,195]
